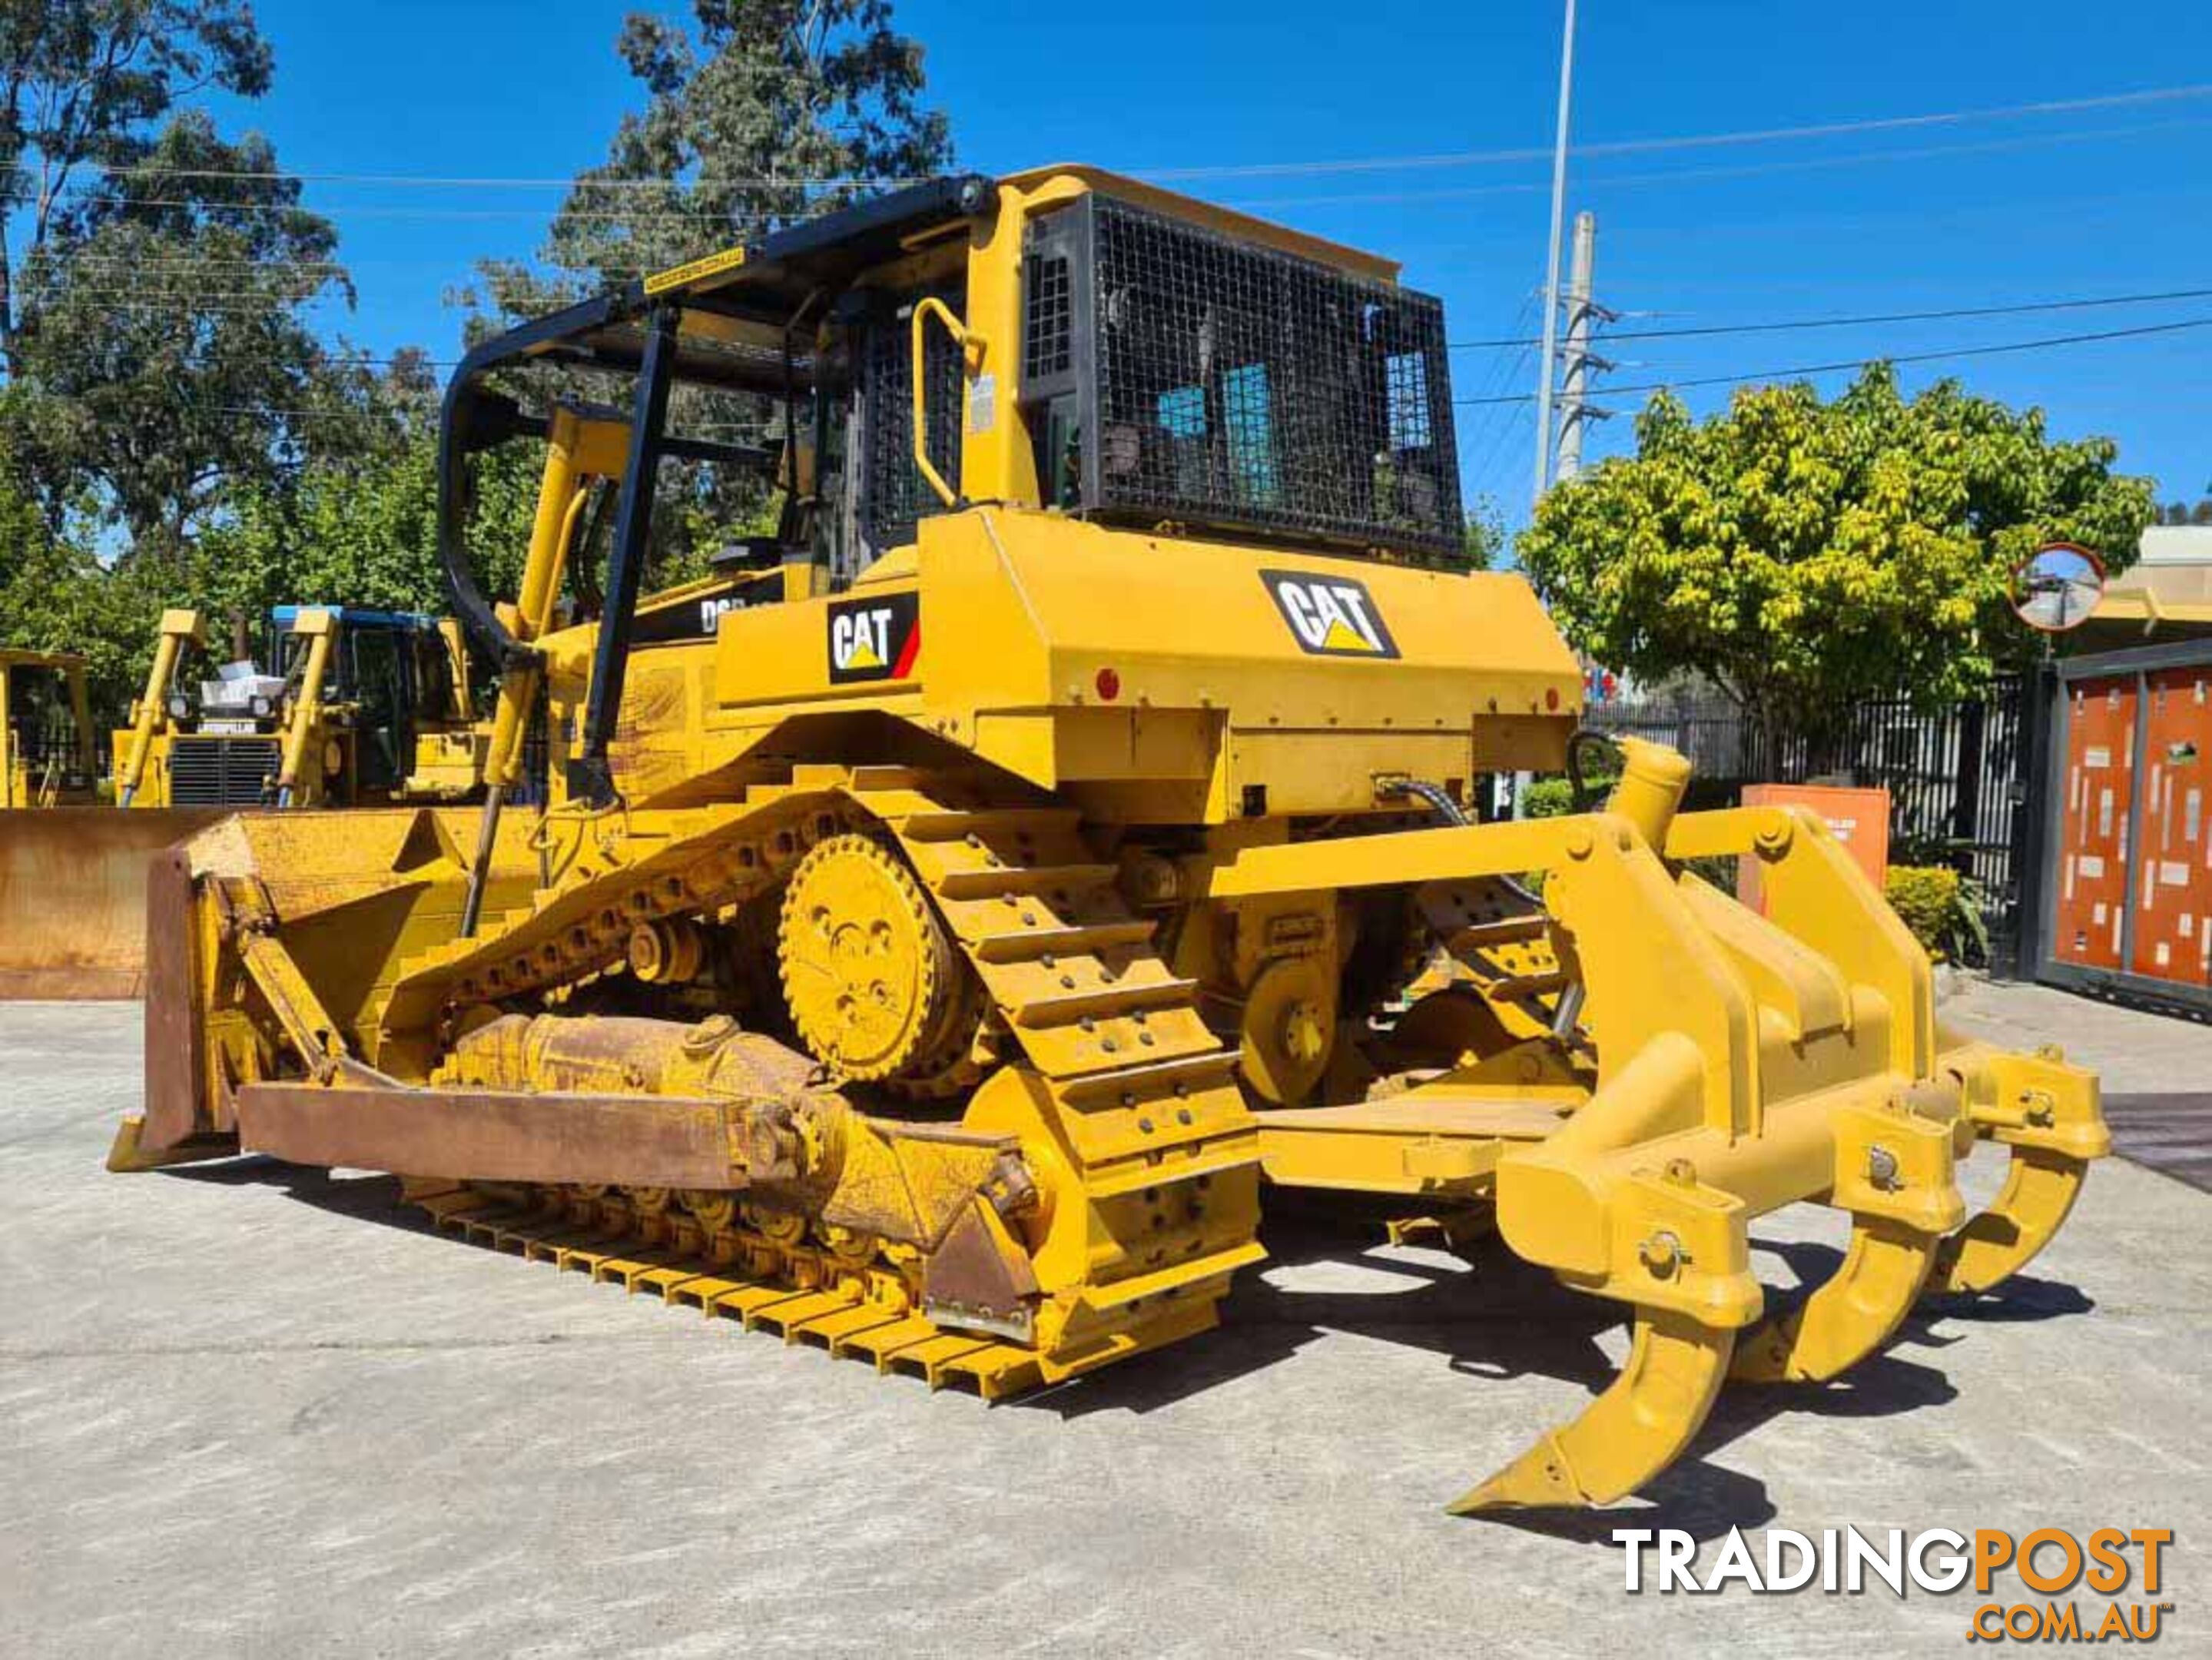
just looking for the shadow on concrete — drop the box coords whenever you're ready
[158,1156,2091,1539]
[1023,1204,2099,1540]
[161,1156,426,1229]
[1916,1273,2096,1327]
[1474,1463,1777,1545]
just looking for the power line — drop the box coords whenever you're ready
[68,289,2212,383]
[1450,286,2212,349]
[1458,291,1544,496]
[41,111,2205,239]
[62,81,2212,193]
[1453,315,2212,407]
[1235,114,2212,211]
[23,198,791,224]
[1151,81,2212,181]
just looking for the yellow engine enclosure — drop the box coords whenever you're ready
[541,507,1582,822]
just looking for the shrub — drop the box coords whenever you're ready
[1521,775,1576,818]
[1885,865,1988,964]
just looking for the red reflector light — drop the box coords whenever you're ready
[1096,667,1122,701]
[1545,686,1560,711]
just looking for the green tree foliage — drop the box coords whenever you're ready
[13,113,388,555]
[0,406,166,713]
[1517,365,2155,750]
[195,422,544,624]
[458,1,956,583]
[0,5,377,559]
[474,0,952,319]
[0,0,273,359]
[1883,865,1988,964]
[1461,494,1507,571]
[0,403,543,730]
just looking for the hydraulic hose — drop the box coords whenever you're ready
[1381,777,1581,1039]
[1386,775,1469,828]
[1566,729,1621,812]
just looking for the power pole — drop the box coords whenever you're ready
[1530,0,1578,507]
[1554,210,1610,480]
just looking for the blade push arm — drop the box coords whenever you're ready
[118,609,204,807]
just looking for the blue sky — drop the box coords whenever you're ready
[217,1,2210,519]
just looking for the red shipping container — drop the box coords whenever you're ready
[2127,667,2212,985]
[2051,676,2135,971]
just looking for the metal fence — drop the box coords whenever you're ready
[1589,677,2028,964]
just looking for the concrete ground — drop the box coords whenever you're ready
[1945,972,2212,1190]
[2,988,2207,1658]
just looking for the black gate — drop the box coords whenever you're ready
[1590,677,2029,969]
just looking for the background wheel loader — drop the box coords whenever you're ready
[114,167,2109,1514]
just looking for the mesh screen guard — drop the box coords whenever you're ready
[1023,195,1463,558]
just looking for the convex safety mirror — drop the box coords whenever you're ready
[2011,542,2107,633]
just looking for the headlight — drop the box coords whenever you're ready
[250,695,273,719]
[166,694,189,719]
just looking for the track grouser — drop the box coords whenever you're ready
[114,166,2110,1514]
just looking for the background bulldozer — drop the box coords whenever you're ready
[0,600,497,1001]
[1,646,96,808]
[115,603,492,811]
[0,644,229,998]
[118,167,2108,1513]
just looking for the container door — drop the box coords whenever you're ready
[2051,676,2135,970]
[2128,667,2212,985]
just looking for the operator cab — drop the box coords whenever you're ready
[437,168,1463,803]
[1,650,94,804]
[268,606,466,796]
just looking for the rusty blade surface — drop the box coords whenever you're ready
[235,1079,745,1189]
[141,845,207,1150]
[0,808,230,1000]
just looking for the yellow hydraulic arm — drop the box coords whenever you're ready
[435,616,472,719]
[461,407,630,934]
[117,609,206,808]
[274,608,337,809]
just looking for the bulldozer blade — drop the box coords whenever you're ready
[1729,1217,1937,1384]
[1925,1145,2091,1296]
[0,807,229,999]
[104,1113,237,1173]
[1449,1308,1734,1514]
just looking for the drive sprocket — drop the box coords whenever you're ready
[776,832,979,1086]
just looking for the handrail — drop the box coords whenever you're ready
[910,296,983,508]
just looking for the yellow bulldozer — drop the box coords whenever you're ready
[0,646,237,998]
[0,601,496,1000]
[114,603,491,810]
[111,166,2108,1513]
[1,646,97,808]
